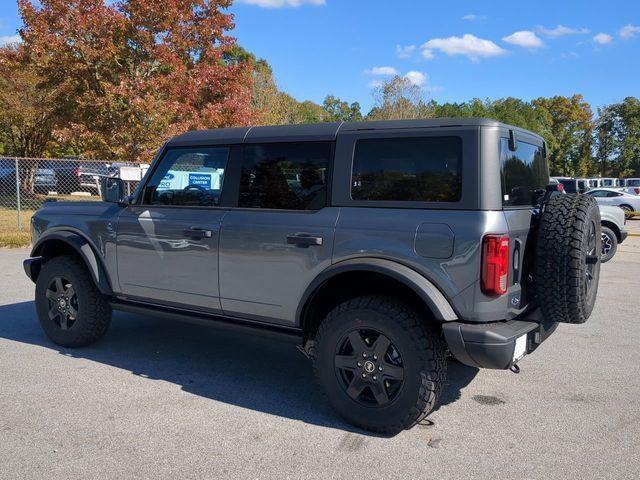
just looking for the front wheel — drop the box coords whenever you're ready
[35,255,112,347]
[312,295,446,434]
[600,226,618,263]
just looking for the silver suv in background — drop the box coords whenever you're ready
[599,205,627,262]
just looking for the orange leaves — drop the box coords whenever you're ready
[14,0,255,162]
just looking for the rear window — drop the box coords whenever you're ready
[500,138,548,207]
[351,136,462,202]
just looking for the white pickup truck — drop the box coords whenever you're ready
[599,205,628,263]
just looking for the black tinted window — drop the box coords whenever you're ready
[500,139,548,207]
[351,136,462,202]
[587,190,607,197]
[239,142,330,210]
[143,147,229,206]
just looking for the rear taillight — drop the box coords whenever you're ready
[634,187,640,195]
[556,183,565,191]
[73,168,81,177]
[481,235,510,295]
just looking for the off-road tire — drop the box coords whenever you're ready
[312,295,447,434]
[535,194,601,324]
[600,226,618,263]
[35,255,111,347]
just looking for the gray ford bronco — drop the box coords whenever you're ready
[24,119,602,433]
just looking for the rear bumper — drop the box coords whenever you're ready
[442,309,558,369]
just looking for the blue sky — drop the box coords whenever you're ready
[1,0,638,113]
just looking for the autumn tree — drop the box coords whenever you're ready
[0,45,59,158]
[17,0,255,163]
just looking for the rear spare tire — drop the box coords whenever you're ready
[535,194,601,324]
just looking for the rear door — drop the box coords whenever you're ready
[116,146,233,312]
[218,141,338,325]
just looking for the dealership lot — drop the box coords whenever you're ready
[1,227,639,479]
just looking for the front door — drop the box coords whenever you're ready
[116,146,231,311]
[218,141,337,325]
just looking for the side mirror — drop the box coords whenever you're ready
[101,177,126,204]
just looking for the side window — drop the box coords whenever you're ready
[500,139,548,207]
[607,191,623,197]
[587,190,606,197]
[351,136,462,202]
[142,147,229,206]
[238,142,331,210]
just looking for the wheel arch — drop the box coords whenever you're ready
[601,220,621,242]
[297,258,458,340]
[29,231,113,295]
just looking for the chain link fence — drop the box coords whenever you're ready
[0,157,144,244]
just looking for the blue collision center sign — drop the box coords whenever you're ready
[188,173,212,189]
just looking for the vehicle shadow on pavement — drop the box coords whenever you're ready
[0,300,478,435]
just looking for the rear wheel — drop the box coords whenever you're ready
[35,255,111,347]
[620,204,634,220]
[313,295,446,434]
[600,226,618,263]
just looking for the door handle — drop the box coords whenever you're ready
[286,233,323,248]
[183,227,213,239]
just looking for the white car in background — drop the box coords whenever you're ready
[623,178,640,195]
[599,205,627,263]
[586,188,640,219]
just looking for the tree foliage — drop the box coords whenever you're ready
[15,0,255,162]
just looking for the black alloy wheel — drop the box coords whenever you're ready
[45,276,79,331]
[334,329,404,407]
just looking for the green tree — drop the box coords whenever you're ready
[322,95,363,122]
[532,95,594,176]
[367,76,433,120]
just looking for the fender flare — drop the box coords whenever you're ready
[29,231,113,295]
[296,258,458,326]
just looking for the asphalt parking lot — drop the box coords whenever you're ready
[1,224,639,480]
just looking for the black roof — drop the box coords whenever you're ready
[166,118,542,147]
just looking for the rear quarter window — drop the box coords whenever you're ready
[350,136,462,202]
[500,138,548,207]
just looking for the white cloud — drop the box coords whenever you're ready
[593,33,613,45]
[502,31,544,48]
[0,34,21,46]
[396,44,416,59]
[364,66,399,76]
[421,34,507,61]
[236,0,325,8]
[462,14,486,21]
[421,48,435,60]
[620,24,640,39]
[537,24,590,38]
[404,71,427,86]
